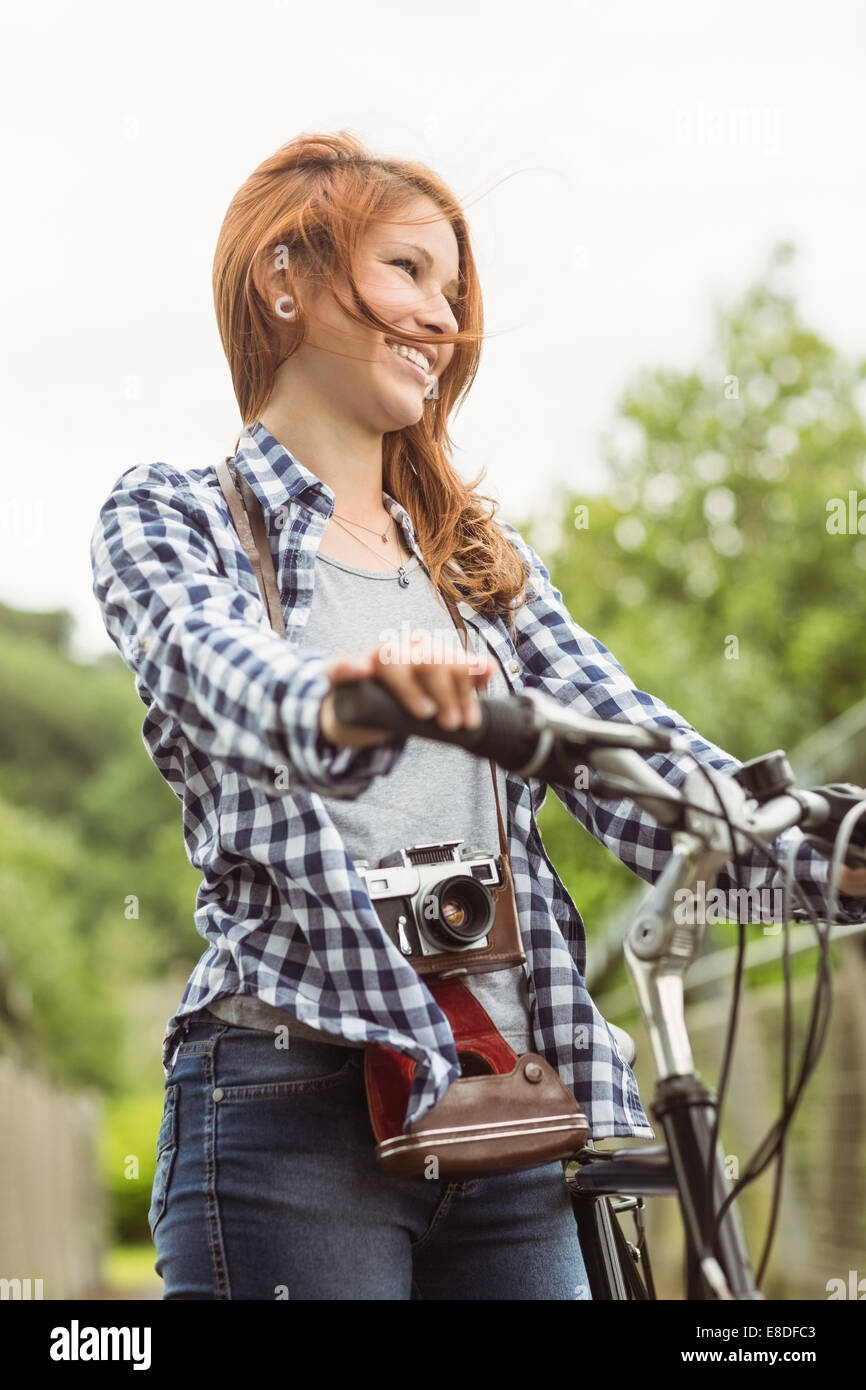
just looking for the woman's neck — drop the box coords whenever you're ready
[257,400,388,522]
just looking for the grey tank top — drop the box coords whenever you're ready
[207,547,533,1052]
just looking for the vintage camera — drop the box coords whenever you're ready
[356,840,503,959]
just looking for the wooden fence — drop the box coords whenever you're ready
[0,1056,106,1299]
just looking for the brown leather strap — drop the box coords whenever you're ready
[214,456,509,855]
[438,588,509,859]
[215,457,287,638]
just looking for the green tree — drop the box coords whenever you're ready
[530,242,866,935]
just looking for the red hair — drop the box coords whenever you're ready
[212,130,529,622]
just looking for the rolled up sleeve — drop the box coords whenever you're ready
[90,462,404,798]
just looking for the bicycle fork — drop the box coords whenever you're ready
[623,834,762,1299]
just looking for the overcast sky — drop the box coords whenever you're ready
[2,0,864,658]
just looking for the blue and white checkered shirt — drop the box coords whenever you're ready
[89,421,863,1139]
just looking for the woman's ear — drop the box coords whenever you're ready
[251,241,305,332]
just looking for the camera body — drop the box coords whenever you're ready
[356,840,503,960]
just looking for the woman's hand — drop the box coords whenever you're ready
[318,639,495,749]
[838,864,866,898]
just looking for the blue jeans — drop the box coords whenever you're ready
[149,1012,591,1300]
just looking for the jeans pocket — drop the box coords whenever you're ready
[213,1034,363,1097]
[147,1083,179,1237]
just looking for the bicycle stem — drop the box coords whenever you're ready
[624,835,725,1078]
[622,832,760,1298]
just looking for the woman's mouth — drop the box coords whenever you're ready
[385,339,434,385]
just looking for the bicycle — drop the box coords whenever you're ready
[333,677,866,1300]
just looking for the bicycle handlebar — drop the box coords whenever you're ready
[334,677,548,769]
[334,679,684,826]
[332,679,866,863]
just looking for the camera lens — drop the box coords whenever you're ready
[420,875,495,950]
[441,897,468,929]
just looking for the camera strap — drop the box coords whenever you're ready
[215,455,510,859]
[437,588,510,860]
[215,456,288,638]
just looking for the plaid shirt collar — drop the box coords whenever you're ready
[232,421,426,569]
[234,421,505,666]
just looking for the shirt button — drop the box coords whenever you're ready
[212,1087,225,1102]
[508,659,520,674]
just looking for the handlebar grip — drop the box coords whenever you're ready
[332,679,543,772]
[331,679,680,798]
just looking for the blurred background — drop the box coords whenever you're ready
[1,0,864,1299]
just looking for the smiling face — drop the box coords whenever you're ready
[359,200,461,405]
[271,194,462,433]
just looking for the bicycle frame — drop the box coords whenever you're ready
[566,830,763,1301]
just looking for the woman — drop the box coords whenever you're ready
[90,131,866,1300]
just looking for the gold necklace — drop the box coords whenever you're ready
[329,515,412,588]
[331,511,393,544]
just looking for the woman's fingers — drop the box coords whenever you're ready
[416,655,488,729]
[371,641,493,730]
[319,637,498,748]
[838,864,866,897]
[324,652,377,685]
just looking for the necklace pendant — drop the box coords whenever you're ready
[398,566,410,588]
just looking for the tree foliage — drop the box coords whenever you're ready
[531,242,866,931]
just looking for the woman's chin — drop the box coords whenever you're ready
[375,387,427,430]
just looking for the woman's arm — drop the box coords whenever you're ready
[499,520,866,924]
[90,461,405,798]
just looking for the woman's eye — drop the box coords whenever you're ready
[392,258,459,313]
